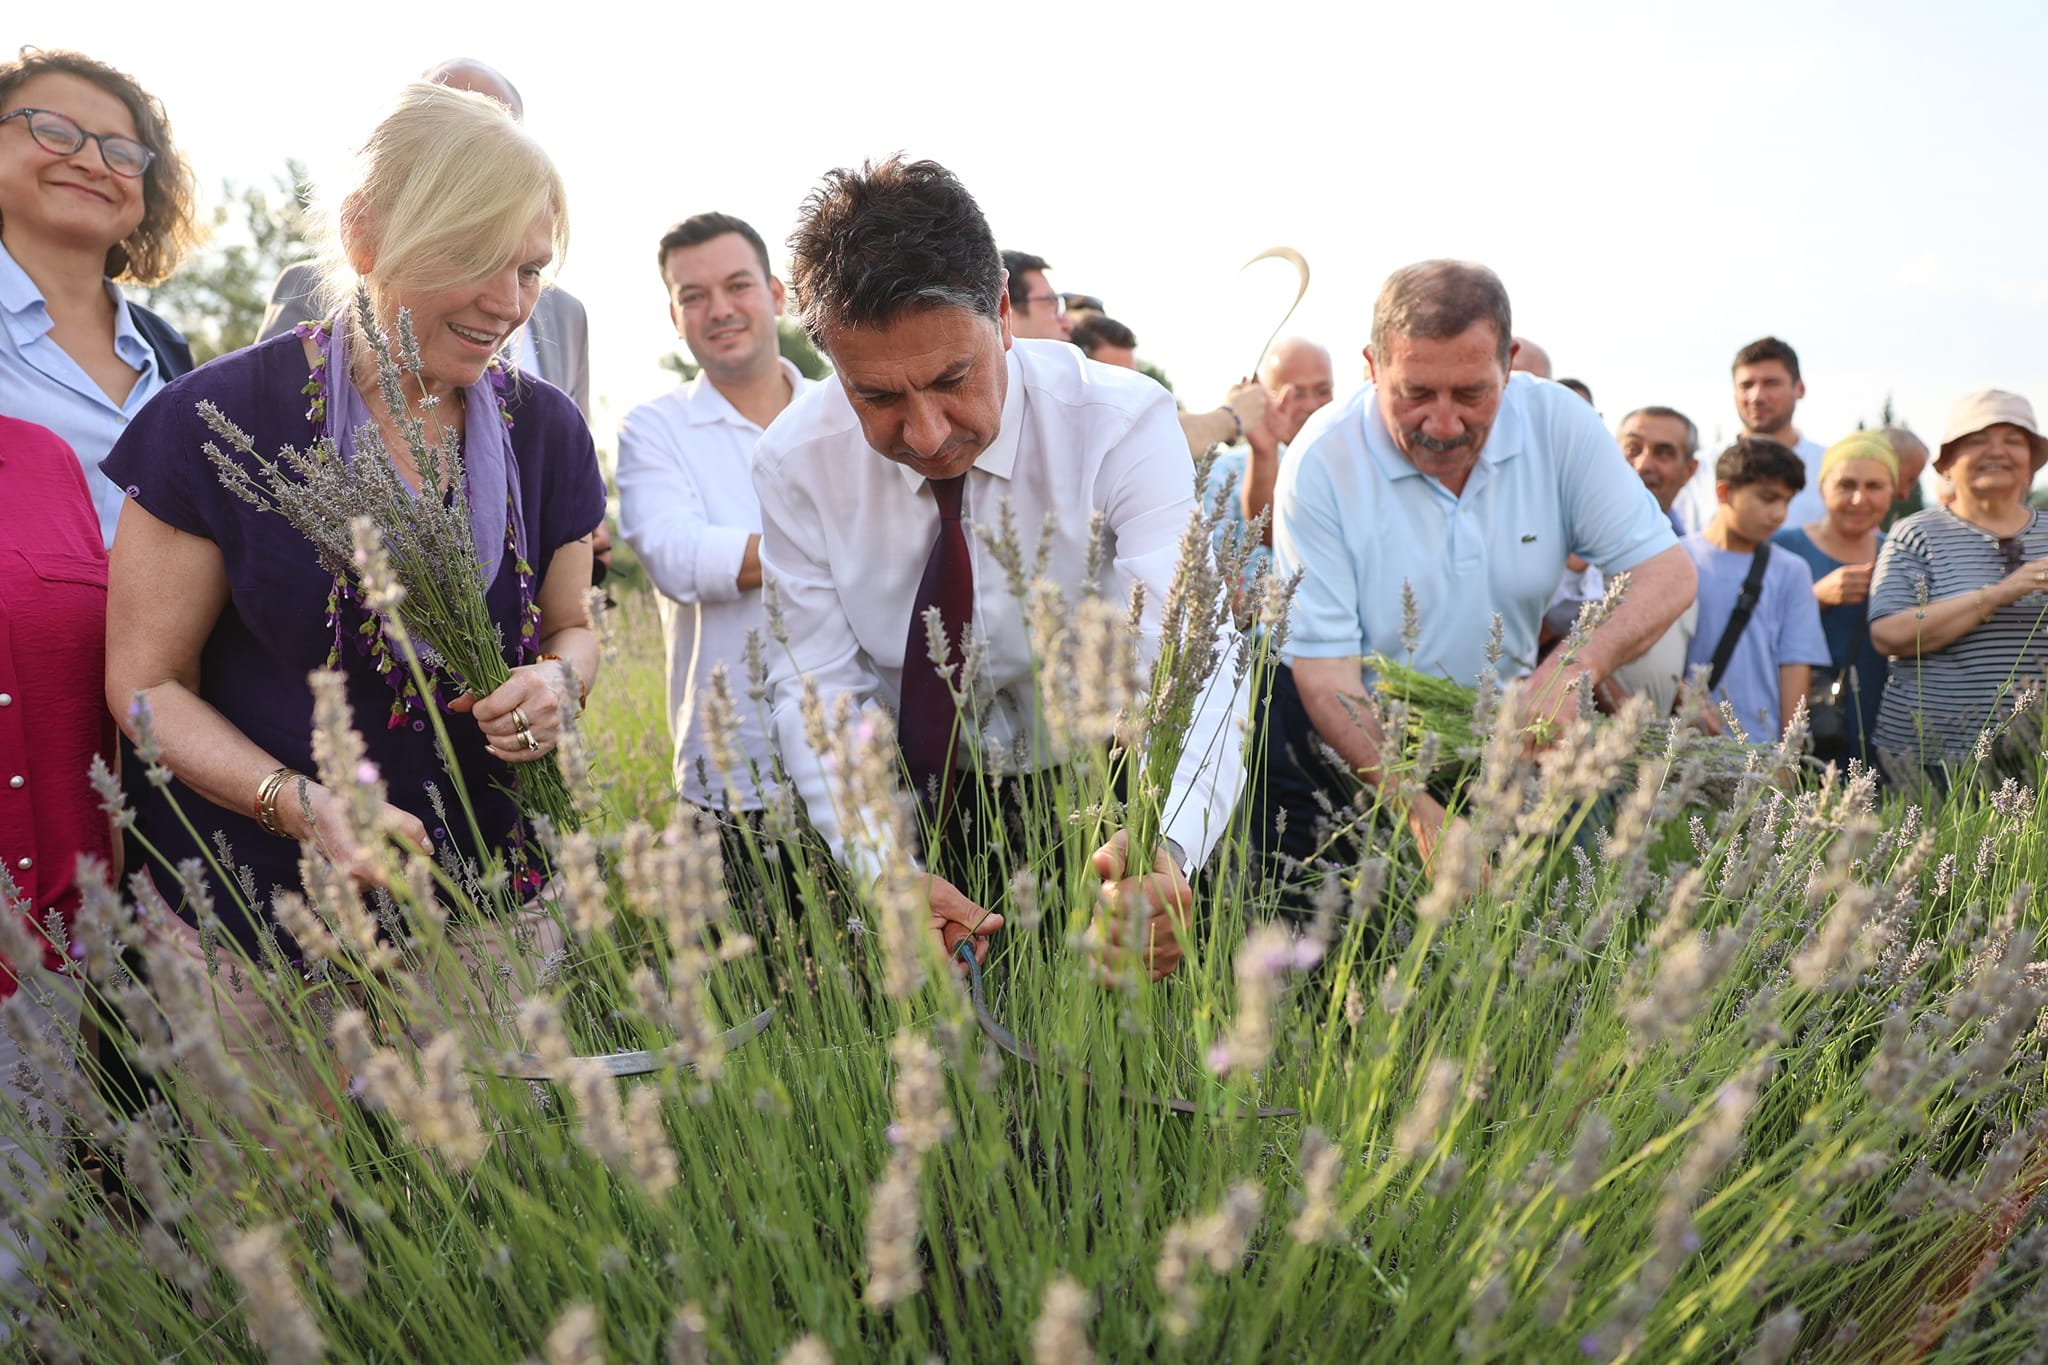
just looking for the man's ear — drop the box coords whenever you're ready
[1715,480,1734,505]
[770,275,787,317]
[1362,345,1379,386]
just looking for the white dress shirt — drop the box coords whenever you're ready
[617,358,812,809]
[753,338,1247,872]
[0,241,165,548]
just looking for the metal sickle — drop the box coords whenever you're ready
[958,942,1298,1120]
[483,1005,776,1080]
[1242,245,1311,377]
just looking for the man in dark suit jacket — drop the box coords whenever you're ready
[252,57,592,420]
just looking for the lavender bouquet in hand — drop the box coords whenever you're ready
[198,291,579,836]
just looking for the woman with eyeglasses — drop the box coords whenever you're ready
[0,47,197,549]
[1866,390,2048,789]
[0,45,193,1327]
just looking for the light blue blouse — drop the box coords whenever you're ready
[0,240,165,548]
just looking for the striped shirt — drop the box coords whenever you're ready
[1867,506,2048,767]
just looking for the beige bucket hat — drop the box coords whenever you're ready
[1936,389,2048,472]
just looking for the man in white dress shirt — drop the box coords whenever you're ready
[617,213,810,830]
[757,157,1246,977]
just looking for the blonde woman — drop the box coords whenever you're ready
[0,47,197,548]
[102,83,604,962]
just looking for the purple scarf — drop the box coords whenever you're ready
[320,311,525,578]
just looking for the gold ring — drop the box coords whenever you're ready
[518,726,540,752]
[511,706,531,731]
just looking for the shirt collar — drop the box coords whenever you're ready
[0,239,153,369]
[0,240,53,343]
[1361,373,1529,486]
[685,355,806,431]
[106,279,152,368]
[892,344,1024,491]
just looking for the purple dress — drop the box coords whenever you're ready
[100,334,605,952]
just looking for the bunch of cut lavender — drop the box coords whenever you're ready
[199,290,578,834]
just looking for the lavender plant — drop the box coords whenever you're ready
[5,542,2048,1362]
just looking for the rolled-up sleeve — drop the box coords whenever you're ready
[754,447,882,865]
[1098,391,1249,868]
[616,404,751,606]
[1273,442,1364,658]
[1868,522,1933,621]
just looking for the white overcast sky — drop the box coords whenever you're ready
[42,0,2048,483]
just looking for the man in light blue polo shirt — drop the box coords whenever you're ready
[1258,260,1696,895]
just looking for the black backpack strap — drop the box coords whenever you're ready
[1706,543,1772,693]
[124,299,195,381]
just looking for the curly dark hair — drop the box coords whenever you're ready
[786,156,1001,349]
[0,47,198,284]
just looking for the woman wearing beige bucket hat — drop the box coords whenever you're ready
[1866,389,2048,786]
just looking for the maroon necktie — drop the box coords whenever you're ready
[899,474,972,825]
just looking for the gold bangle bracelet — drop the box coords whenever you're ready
[254,765,301,837]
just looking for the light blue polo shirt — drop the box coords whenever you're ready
[1274,373,1677,685]
[0,240,165,549]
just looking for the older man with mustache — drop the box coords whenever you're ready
[1255,260,1696,902]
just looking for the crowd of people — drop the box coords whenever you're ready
[5,42,2048,1309]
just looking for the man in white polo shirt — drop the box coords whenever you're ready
[617,212,811,835]
[757,156,1245,977]
[1262,260,1696,895]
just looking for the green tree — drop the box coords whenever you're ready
[778,318,831,380]
[140,160,315,364]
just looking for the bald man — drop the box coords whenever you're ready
[255,58,591,421]
[420,56,523,114]
[1879,425,1930,529]
[1510,336,1552,379]
[1201,338,1336,602]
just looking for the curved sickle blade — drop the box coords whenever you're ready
[959,943,1297,1120]
[483,1005,776,1080]
[1242,246,1311,376]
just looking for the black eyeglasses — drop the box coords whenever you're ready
[0,107,155,178]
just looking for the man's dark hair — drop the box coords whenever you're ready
[1558,377,1594,405]
[1000,250,1051,306]
[1732,335,1801,384]
[1715,435,1806,491]
[787,157,1003,348]
[1621,405,1700,459]
[1071,315,1137,356]
[657,212,772,282]
[1371,260,1513,369]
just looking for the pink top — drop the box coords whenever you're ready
[0,415,114,997]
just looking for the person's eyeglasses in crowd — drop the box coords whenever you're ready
[0,107,156,178]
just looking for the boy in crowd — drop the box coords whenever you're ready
[1681,438,1832,741]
